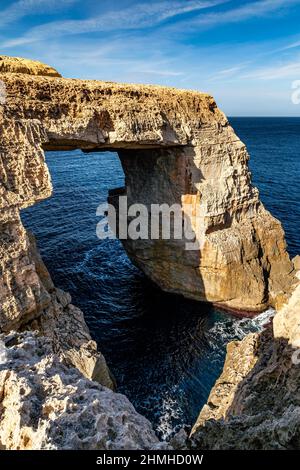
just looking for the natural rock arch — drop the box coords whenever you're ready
[0,56,299,451]
[0,60,295,335]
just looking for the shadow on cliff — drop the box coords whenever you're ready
[192,326,300,449]
[112,146,233,306]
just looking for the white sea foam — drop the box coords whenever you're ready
[156,307,275,440]
[0,340,7,365]
[207,308,275,346]
[157,388,182,440]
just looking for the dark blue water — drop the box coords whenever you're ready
[230,117,300,259]
[21,118,300,438]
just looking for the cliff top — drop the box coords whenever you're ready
[0,55,61,77]
[0,55,214,97]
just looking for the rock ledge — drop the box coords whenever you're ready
[0,55,61,77]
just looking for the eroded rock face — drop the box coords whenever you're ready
[0,224,114,389]
[117,147,293,312]
[0,331,166,450]
[0,61,295,320]
[190,277,300,450]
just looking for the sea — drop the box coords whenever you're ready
[21,117,300,438]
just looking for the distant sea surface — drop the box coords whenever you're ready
[22,117,300,438]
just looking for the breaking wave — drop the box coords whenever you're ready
[156,307,275,439]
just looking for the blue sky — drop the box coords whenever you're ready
[1,0,300,115]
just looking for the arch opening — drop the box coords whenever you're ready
[20,148,271,438]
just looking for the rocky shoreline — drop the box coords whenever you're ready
[0,56,299,450]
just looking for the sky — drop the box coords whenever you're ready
[1,0,300,115]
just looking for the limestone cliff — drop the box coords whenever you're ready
[0,56,297,450]
[190,266,300,449]
[0,59,295,321]
[0,56,170,450]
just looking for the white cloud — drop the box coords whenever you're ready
[1,0,229,47]
[208,64,249,80]
[19,35,187,81]
[0,0,78,28]
[281,39,300,51]
[242,59,300,80]
[139,69,184,77]
[178,0,300,29]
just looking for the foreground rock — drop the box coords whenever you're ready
[0,331,166,450]
[191,277,300,449]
